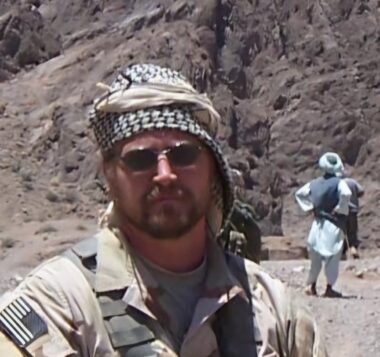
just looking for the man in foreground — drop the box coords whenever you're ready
[0,64,326,356]
[295,152,351,298]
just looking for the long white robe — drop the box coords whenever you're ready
[295,179,352,257]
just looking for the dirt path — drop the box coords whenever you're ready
[262,259,380,357]
[0,219,98,293]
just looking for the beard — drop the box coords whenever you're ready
[124,184,208,240]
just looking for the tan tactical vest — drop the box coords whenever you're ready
[63,237,261,357]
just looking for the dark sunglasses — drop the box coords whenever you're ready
[120,142,203,172]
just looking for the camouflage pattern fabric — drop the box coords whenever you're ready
[0,228,326,356]
[223,200,262,264]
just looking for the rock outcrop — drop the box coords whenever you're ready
[0,2,61,81]
[0,0,379,251]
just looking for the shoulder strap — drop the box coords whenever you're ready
[62,236,157,356]
[211,253,261,357]
[62,237,98,289]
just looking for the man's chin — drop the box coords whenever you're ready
[144,216,196,240]
[146,223,188,240]
[150,200,184,214]
[140,207,203,239]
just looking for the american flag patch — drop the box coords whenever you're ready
[0,297,48,348]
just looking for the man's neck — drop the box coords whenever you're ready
[118,218,207,273]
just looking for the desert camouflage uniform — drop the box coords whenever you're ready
[0,227,327,356]
[224,200,262,264]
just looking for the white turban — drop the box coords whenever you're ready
[318,152,344,175]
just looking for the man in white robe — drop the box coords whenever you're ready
[295,152,351,297]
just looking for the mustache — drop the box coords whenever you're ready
[145,185,186,201]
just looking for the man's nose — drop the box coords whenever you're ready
[153,155,177,186]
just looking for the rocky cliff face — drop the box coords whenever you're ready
[0,0,379,251]
[0,1,61,80]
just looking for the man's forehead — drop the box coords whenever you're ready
[119,130,202,149]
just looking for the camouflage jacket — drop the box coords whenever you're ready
[0,228,327,357]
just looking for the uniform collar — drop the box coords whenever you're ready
[94,226,247,326]
[94,227,135,292]
[94,227,163,321]
[185,238,246,339]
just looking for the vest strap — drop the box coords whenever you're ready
[71,237,98,259]
[63,236,260,355]
[100,300,128,318]
[109,325,155,348]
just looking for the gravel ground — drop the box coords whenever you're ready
[262,259,380,357]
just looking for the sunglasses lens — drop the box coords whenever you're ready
[122,149,157,171]
[121,143,202,171]
[168,143,201,167]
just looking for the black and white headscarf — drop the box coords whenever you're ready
[89,63,234,233]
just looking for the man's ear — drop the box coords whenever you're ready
[101,158,118,199]
[101,158,111,181]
